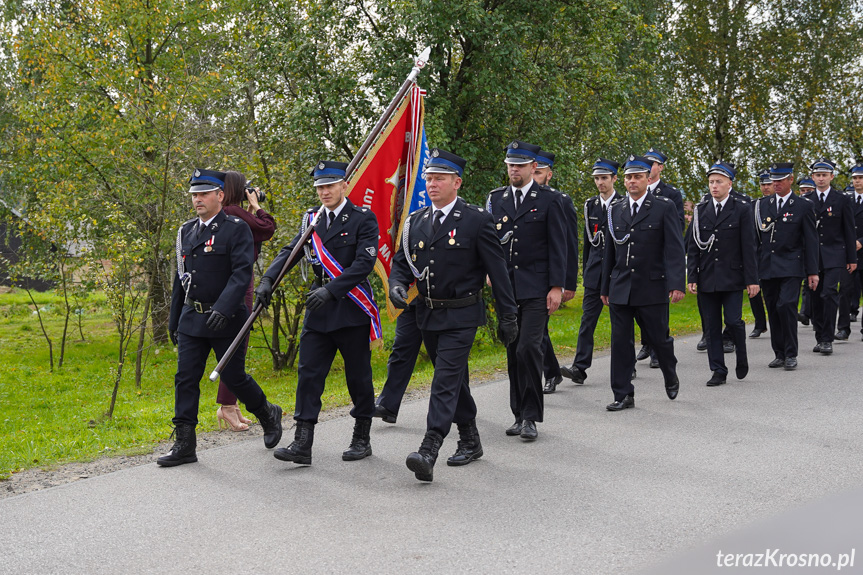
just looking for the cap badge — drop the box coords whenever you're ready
[629,155,635,161]
[194,169,201,177]
[318,162,325,170]
[432,149,440,157]
[512,141,519,149]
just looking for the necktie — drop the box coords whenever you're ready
[631,201,639,219]
[819,192,825,204]
[328,211,336,229]
[715,203,722,217]
[777,198,783,213]
[515,189,524,210]
[432,209,444,233]
[196,221,205,238]
[857,196,862,207]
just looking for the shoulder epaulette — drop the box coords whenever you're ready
[489,186,507,195]
[226,216,243,224]
[656,195,670,202]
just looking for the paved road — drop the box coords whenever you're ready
[1,327,862,574]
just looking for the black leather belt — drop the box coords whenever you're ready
[418,292,481,310]
[185,297,214,314]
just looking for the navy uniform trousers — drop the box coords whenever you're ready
[811,268,843,343]
[700,291,746,375]
[609,303,677,400]
[423,327,479,437]
[749,291,768,332]
[762,278,803,360]
[542,331,561,380]
[377,303,423,416]
[295,324,375,423]
[508,298,549,421]
[174,333,265,426]
[573,287,604,373]
[838,269,862,333]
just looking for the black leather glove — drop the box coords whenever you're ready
[390,284,409,309]
[497,314,518,346]
[254,277,274,309]
[206,310,228,331]
[169,330,178,346]
[305,287,334,311]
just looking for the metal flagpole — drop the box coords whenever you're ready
[209,47,430,382]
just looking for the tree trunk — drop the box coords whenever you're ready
[58,258,71,368]
[26,288,53,372]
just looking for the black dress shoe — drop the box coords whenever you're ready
[543,375,562,394]
[798,313,810,325]
[520,420,537,441]
[560,365,586,384]
[606,395,634,411]
[649,357,660,369]
[851,313,858,322]
[749,328,767,338]
[723,340,735,353]
[696,336,708,351]
[820,342,833,354]
[768,358,785,368]
[706,371,727,386]
[505,419,523,436]
[784,357,798,370]
[636,345,651,361]
[631,367,637,380]
[835,329,850,341]
[813,342,823,353]
[373,403,398,424]
[735,363,749,380]
[665,376,679,400]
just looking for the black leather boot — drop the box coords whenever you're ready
[250,401,283,449]
[342,417,373,461]
[274,420,314,465]
[406,430,444,482]
[447,420,483,466]
[157,423,197,467]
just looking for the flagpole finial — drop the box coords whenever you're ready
[408,47,431,82]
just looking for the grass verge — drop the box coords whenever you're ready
[0,287,721,478]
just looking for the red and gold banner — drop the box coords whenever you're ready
[347,84,424,318]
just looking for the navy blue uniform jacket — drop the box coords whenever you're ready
[601,194,686,306]
[390,198,517,332]
[263,199,378,333]
[653,180,686,231]
[551,188,580,291]
[849,192,863,267]
[754,193,819,280]
[487,181,568,299]
[169,211,253,338]
[582,192,623,291]
[801,187,857,270]
[686,196,759,292]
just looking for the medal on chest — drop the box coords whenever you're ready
[204,236,214,253]
[448,229,457,245]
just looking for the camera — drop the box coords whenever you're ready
[244,182,266,204]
